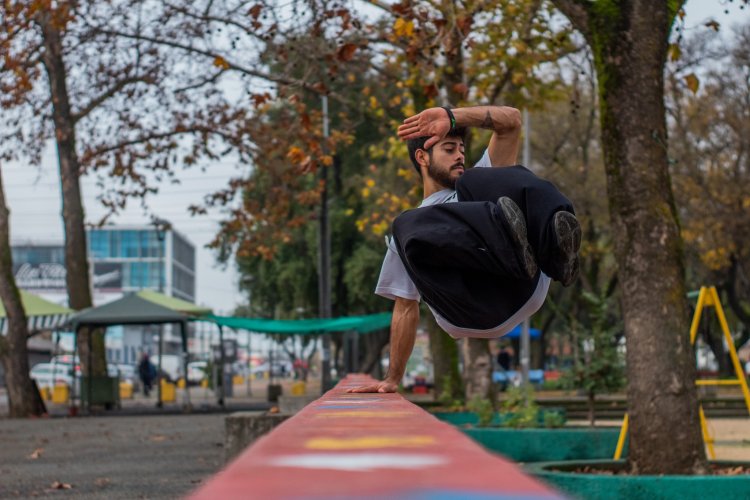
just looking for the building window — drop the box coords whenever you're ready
[89,231,111,259]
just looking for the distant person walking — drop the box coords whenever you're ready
[138,353,156,396]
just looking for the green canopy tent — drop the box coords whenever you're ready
[0,290,73,335]
[68,294,191,412]
[204,313,392,335]
[202,312,392,399]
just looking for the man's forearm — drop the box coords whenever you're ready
[385,298,419,384]
[452,106,521,166]
[452,106,521,135]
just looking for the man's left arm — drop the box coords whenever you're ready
[397,105,522,167]
[452,106,521,167]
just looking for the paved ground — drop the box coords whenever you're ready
[0,413,226,499]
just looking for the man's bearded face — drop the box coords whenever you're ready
[425,137,465,189]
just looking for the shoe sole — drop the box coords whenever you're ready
[553,211,581,286]
[497,197,538,279]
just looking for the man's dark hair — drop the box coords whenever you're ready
[407,127,467,176]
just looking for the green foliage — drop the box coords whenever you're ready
[543,411,566,429]
[499,386,540,429]
[466,396,493,426]
[560,291,626,398]
[437,374,465,410]
[466,394,494,427]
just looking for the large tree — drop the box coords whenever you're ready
[550,0,705,474]
[2,1,252,377]
[0,164,46,417]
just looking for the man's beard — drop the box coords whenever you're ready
[427,161,462,189]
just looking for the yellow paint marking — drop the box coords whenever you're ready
[306,435,435,450]
[314,411,412,418]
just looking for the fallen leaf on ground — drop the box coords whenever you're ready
[28,448,43,459]
[94,477,111,487]
[50,481,73,489]
[149,435,167,442]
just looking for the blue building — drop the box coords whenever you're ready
[11,224,198,364]
[88,226,196,302]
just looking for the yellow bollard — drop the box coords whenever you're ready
[200,379,209,388]
[291,381,307,396]
[232,375,244,386]
[39,386,52,401]
[119,381,134,399]
[177,378,186,389]
[160,379,176,403]
[52,384,70,404]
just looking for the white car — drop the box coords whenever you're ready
[187,361,208,385]
[30,363,75,389]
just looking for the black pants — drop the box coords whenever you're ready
[391,165,573,330]
[456,165,575,276]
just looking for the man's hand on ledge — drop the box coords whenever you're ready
[345,379,399,393]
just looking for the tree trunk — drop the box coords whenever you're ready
[358,329,389,377]
[424,312,462,402]
[587,390,595,427]
[0,166,47,417]
[553,0,706,474]
[38,13,106,377]
[461,338,496,406]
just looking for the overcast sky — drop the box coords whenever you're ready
[3,0,747,315]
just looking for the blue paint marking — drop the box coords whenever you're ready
[304,491,564,500]
[315,405,366,409]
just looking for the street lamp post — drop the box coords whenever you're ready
[319,95,333,393]
[151,218,170,407]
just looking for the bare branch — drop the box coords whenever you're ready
[72,75,149,123]
[95,28,349,104]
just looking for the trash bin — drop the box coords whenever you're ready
[81,376,120,409]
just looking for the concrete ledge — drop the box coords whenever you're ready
[224,412,290,463]
[193,375,565,499]
[277,395,317,415]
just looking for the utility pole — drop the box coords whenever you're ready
[319,95,333,393]
[520,109,531,386]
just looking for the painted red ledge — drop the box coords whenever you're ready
[190,374,565,500]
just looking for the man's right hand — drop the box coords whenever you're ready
[345,379,399,393]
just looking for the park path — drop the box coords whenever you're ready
[0,414,225,499]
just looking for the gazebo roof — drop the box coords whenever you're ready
[69,294,187,329]
[136,289,212,316]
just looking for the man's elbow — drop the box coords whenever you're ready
[502,106,523,131]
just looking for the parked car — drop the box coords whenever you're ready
[30,362,76,389]
[187,361,208,385]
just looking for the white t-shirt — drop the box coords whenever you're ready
[375,149,550,339]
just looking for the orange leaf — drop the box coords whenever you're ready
[213,56,231,70]
[684,73,700,94]
[337,43,358,62]
[452,82,468,97]
[248,4,262,20]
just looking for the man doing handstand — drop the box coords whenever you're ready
[349,105,580,393]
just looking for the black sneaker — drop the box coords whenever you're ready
[497,197,538,280]
[551,211,581,286]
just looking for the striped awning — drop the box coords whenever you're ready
[0,290,73,335]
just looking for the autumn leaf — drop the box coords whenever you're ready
[337,43,358,62]
[393,18,414,38]
[248,4,262,20]
[28,448,43,459]
[50,481,73,490]
[213,56,231,70]
[668,43,681,62]
[452,82,469,97]
[684,73,700,94]
[287,146,306,164]
[704,20,720,32]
